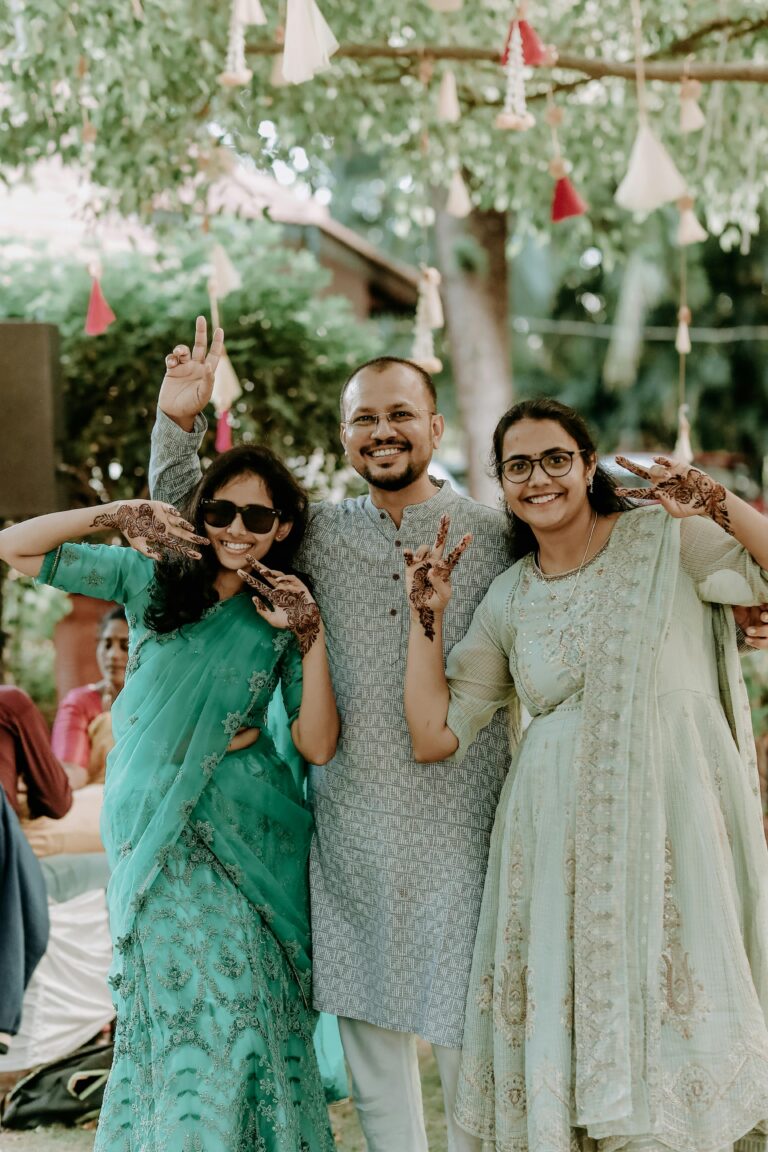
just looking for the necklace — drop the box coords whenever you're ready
[535,511,599,610]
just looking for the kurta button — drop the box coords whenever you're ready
[394,540,401,547]
[390,608,397,616]
[380,512,386,519]
[393,573,400,581]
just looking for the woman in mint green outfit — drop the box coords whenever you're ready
[403,398,768,1152]
[0,443,340,1151]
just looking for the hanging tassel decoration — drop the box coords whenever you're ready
[85,267,116,336]
[437,70,461,123]
[676,194,708,246]
[550,161,588,221]
[210,243,242,297]
[502,4,557,68]
[673,403,694,464]
[546,97,587,222]
[410,267,444,375]
[496,19,534,131]
[680,77,706,134]
[282,0,338,85]
[615,123,687,213]
[215,409,234,453]
[211,355,242,452]
[219,0,252,87]
[616,0,687,214]
[675,304,692,355]
[236,0,266,23]
[446,169,472,218]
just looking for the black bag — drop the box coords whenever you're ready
[1,1041,113,1129]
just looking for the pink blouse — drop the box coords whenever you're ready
[51,684,103,770]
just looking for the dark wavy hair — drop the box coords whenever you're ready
[144,445,309,634]
[491,397,632,561]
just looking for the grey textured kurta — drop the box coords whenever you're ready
[149,410,512,1046]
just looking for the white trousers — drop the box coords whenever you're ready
[338,1016,483,1152]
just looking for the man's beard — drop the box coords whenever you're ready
[357,450,427,492]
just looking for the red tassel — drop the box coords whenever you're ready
[84,278,116,335]
[502,18,547,66]
[215,410,233,453]
[551,176,588,222]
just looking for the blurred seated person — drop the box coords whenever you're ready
[0,686,71,821]
[51,606,128,788]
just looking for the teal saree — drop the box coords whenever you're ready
[40,543,337,1152]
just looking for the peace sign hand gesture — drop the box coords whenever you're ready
[403,514,472,642]
[615,455,732,534]
[92,500,209,560]
[158,316,225,430]
[237,558,322,657]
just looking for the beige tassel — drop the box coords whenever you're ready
[210,244,242,297]
[676,195,708,246]
[411,267,444,374]
[680,78,706,133]
[219,0,252,86]
[675,305,692,355]
[446,170,472,218]
[282,0,338,84]
[615,123,687,213]
[437,70,461,123]
[496,20,535,131]
[673,403,694,464]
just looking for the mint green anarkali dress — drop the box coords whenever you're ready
[40,542,336,1152]
[446,507,768,1152]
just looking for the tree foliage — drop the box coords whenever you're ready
[0,220,379,503]
[1,2,766,253]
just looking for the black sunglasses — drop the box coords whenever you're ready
[200,499,282,535]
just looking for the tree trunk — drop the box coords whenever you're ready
[434,207,512,506]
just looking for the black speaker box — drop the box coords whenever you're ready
[0,322,67,518]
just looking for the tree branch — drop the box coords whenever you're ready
[247,34,768,84]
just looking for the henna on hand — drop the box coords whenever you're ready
[93,503,206,557]
[404,529,472,642]
[615,456,733,535]
[239,569,321,656]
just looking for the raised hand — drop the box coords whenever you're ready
[158,316,225,430]
[403,514,472,641]
[615,456,732,535]
[92,500,208,560]
[238,558,322,656]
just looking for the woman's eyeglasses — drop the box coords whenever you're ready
[500,449,589,484]
[200,499,281,534]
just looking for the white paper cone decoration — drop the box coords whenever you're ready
[212,351,243,414]
[437,70,461,123]
[236,0,266,24]
[411,267,444,374]
[496,20,535,131]
[675,305,692,355]
[615,123,687,213]
[446,170,472,217]
[680,78,706,133]
[210,244,242,297]
[673,403,694,464]
[283,0,338,85]
[676,196,708,246]
[219,0,252,87]
[429,0,463,10]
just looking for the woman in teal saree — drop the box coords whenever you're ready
[0,444,340,1151]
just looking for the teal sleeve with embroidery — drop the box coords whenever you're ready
[278,635,304,725]
[38,543,155,605]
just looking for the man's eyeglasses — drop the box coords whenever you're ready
[200,499,281,534]
[500,449,589,484]
[343,408,435,432]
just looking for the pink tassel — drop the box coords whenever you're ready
[215,410,233,452]
[85,278,116,336]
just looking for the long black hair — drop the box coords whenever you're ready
[491,397,632,561]
[144,445,309,634]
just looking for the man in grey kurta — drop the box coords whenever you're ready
[149,336,511,1150]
